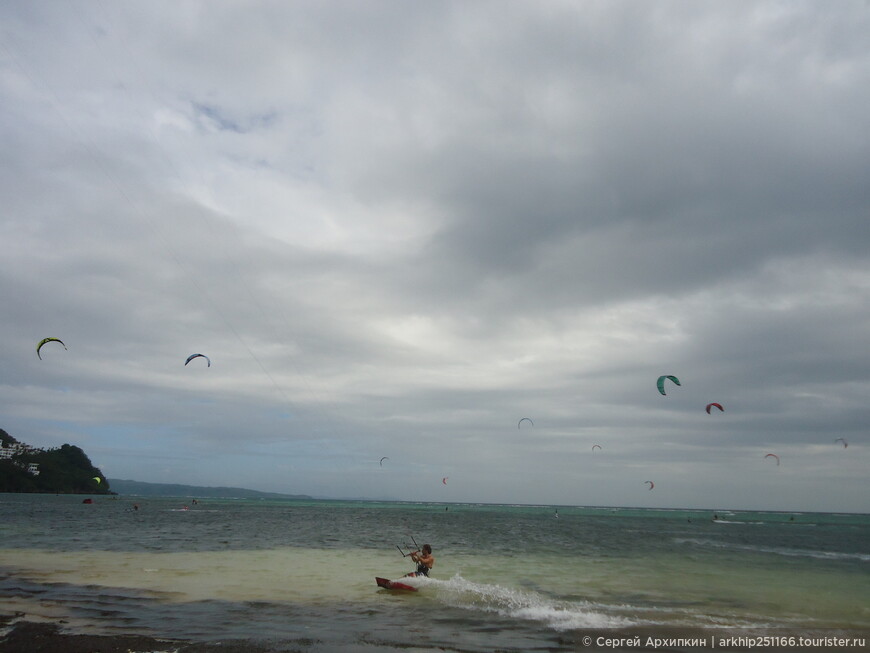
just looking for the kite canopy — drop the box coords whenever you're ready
[442,477,448,485]
[36,337,67,359]
[379,456,389,466]
[185,353,211,367]
[765,453,780,466]
[644,480,655,490]
[592,444,602,452]
[835,438,848,448]
[656,375,680,395]
[517,417,534,429]
[93,476,101,484]
[706,402,724,414]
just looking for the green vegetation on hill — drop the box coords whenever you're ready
[0,428,110,494]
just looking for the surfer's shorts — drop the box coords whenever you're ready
[415,565,430,577]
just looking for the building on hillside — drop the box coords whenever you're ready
[1,441,43,475]
[0,442,42,459]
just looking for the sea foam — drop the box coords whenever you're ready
[418,573,634,631]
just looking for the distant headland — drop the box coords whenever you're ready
[108,478,312,500]
[0,428,312,500]
[0,428,110,494]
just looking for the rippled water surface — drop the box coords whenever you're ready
[0,494,867,651]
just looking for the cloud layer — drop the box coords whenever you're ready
[2,1,868,511]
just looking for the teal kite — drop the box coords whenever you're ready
[656,375,680,395]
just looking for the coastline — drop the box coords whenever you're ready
[1,496,866,652]
[2,615,861,653]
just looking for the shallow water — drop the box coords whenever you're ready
[0,494,867,651]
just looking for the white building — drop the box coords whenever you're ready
[0,442,41,458]
[0,442,43,475]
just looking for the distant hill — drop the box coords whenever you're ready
[0,428,111,495]
[107,478,313,500]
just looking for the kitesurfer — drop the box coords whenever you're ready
[405,544,435,577]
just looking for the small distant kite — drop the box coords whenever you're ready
[592,444,602,452]
[656,375,681,396]
[644,480,655,491]
[442,477,448,485]
[379,456,389,466]
[92,476,101,484]
[706,403,724,414]
[185,353,211,367]
[518,417,534,429]
[37,337,67,359]
[765,453,780,466]
[835,438,848,448]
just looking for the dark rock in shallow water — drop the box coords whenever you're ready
[0,621,176,653]
[0,619,298,653]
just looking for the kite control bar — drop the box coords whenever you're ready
[396,535,421,557]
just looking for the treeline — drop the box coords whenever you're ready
[0,428,111,494]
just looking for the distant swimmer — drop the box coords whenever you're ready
[404,544,435,578]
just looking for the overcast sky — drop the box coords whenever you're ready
[2,1,868,512]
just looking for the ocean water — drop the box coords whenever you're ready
[0,494,867,652]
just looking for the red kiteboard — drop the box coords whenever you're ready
[375,576,417,591]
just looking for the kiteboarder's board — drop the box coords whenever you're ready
[375,577,417,591]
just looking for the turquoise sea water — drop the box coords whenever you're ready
[0,494,867,651]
